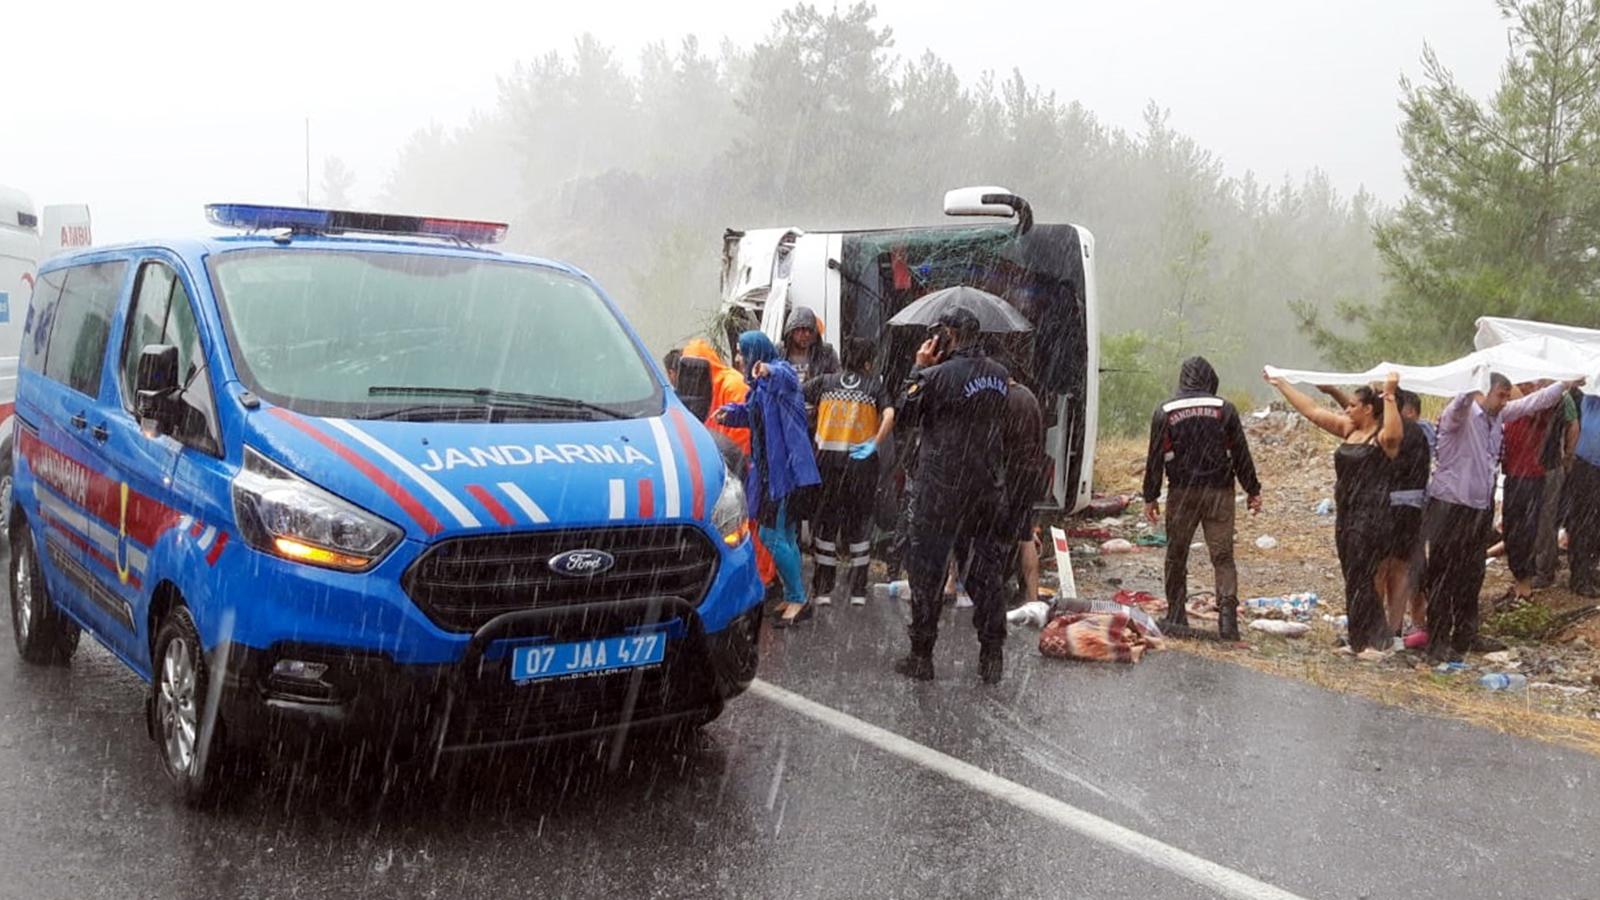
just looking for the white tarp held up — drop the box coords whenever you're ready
[1475,315,1600,353]
[1264,317,1599,397]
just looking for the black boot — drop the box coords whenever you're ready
[1161,601,1198,639]
[895,639,935,681]
[1218,596,1240,642]
[978,645,1004,685]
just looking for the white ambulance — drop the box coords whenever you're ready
[0,185,92,507]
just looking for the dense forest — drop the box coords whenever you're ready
[372,3,1387,432]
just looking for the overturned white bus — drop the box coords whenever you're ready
[719,187,1098,512]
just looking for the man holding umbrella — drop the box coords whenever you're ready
[890,296,1020,684]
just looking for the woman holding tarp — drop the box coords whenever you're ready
[1265,371,1406,656]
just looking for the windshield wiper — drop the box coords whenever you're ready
[367,385,631,420]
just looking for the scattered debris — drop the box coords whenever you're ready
[1254,534,1280,550]
[1249,620,1311,638]
[1039,611,1162,664]
[1479,673,1529,692]
[1100,538,1136,554]
[1242,592,1320,621]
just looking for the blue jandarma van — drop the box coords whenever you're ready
[9,204,762,803]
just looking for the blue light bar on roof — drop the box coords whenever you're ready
[204,203,508,244]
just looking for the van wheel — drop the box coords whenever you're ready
[10,525,80,665]
[151,607,224,806]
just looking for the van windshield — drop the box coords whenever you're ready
[209,249,662,420]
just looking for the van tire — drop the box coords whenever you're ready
[150,606,226,806]
[9,525,80,665]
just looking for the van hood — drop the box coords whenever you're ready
[248,404,728,541]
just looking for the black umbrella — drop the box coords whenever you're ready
[886,285,1032,333]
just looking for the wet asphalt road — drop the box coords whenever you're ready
[4,591,1600,900]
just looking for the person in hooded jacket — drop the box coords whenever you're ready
[682,338,780,590]
[1142,357,1262,640]
[894,308,1013,684]
[716,331,822,627]
[783,306,841,384]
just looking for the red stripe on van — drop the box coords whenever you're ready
[267,408,444,536]
[668,408,706,520]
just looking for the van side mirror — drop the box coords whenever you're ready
[135,344,180,433]
[676,356,714,421]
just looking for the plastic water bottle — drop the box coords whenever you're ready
[871,580,910,603]
[1479,673,1527,691]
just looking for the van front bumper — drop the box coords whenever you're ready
[217,597,762,757]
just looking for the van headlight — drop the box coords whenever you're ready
[232,447,402,571]
[710,467,749,547]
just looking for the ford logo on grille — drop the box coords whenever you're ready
[548,548,616,577]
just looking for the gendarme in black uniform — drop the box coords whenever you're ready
[894,310,1012,683]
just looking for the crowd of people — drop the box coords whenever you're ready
[1141,355,1594,664]
[665,304,1047,684]
[670,307,1599,679]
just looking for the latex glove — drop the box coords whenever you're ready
[849,440,877,460]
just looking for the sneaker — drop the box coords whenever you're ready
[955,593,974,609]
[894,655,935,681]
[849,595,867,607]
[814,595,833,607]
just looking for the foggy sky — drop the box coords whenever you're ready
[4,0,1509,243]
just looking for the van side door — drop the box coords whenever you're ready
[15,259,134,643]
[97,256,225,671]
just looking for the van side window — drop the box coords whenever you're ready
[21,269,67,373]
[41,260,127,397]
[120,261,220,454]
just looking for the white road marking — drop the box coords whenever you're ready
[748,679,1308,900]
[325,419,482,528]
[497,482,550,524]
[646,417,682,518]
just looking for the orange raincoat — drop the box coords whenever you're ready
[681,339,774,586]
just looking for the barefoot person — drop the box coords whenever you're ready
[1268,372,1406,655]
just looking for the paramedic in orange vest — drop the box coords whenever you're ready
[803,336,895,606]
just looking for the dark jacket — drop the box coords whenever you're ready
[1141,356,1260,502]
[897,345,1010,516]
[782,306,840,382]
[1002,381,1046,512]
